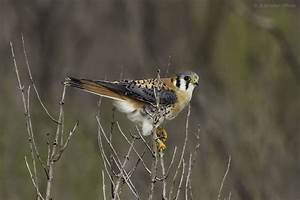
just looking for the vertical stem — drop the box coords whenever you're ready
[160,152,167,200]
[45,85,66,200]
[148,129,158,200]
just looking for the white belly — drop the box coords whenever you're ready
[113,100,154,136]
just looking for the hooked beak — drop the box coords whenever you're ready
[191,76,199,86]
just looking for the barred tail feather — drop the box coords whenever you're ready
[64,77,126,101]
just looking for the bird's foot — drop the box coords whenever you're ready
[156,139,166,152]
[156,127,168,152]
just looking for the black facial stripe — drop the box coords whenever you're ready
[185,80,190,90]
[176,76,181,88]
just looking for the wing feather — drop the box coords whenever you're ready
[65,77,177,106]
[94,79,177,105]
[65,77,126,101]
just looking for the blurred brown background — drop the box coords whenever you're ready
[1,0,300,199]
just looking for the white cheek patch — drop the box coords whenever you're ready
[179,79,186,90]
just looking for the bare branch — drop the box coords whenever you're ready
[21,34,59,124]
[136,126,154,156]
[11,42,43,199]
[156,146,177,182]
[228,192,232,200]
[45,85,67,200]
[117,122,151,174]
[185,153,192,200]
[12,38,78,200]
[169,104,191,199]
[217,155,232,200]
[97,116,139,199]
[102,170,107,200]
[147,131,159,200]
[113,138,136,198]
[128,147,147,178]
[25,157,45,200]
[97,117,116,186]
[111,156,139,199]
[160,152,167,200]
[188,126,201,199]
[53,121,79,162]
[27,86,48,177]
[174,159,186,200]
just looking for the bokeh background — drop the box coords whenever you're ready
[1,0,300,199]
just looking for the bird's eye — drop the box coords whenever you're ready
[184,76,190,81]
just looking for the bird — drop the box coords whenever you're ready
[65,71,199,151]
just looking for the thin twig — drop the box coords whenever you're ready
[160,152,167,200]
[188,126,201,199]
[148,131,158,200]
[97,117,139,199]
[156,146,178,181]
[53,121,79,162]
[21,34,59,124]
[113,138,136,199]
[228,192,232,200]
[169,104,191,199]
[102,170,107,200]
[136,126,154,156]
[185,153,192,200]
[97,118,116,186]
[10,42,43,199]
[111,156,139,199]
[26,86,38,188]
[25,156,45,200]
[128,147,147,178]
[217,155,232,200]
[45,85,67,200]
[174,159,186,200]
[27,85,48,178]
[117,122,151,174]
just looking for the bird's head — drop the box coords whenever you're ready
[173,71,199,92]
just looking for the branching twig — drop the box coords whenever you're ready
[97,117,139,199]
[136,126,154,156]
[53,121,79,162]
[97,117,116,186]
[10,42,43,199]
[45,85,67,200]
[117,122,151,175]
[113,137,136,199]
[25,157,45,200]
[12,38,77,200]
[156,146,178,182]
[169,104,191,199]
[21,34,59,124]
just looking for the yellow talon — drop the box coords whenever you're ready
[156,127,168,151]
[157,139,166,152]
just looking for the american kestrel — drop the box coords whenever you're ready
[65,71,199,150]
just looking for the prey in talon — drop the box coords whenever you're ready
[65,71,199,151]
